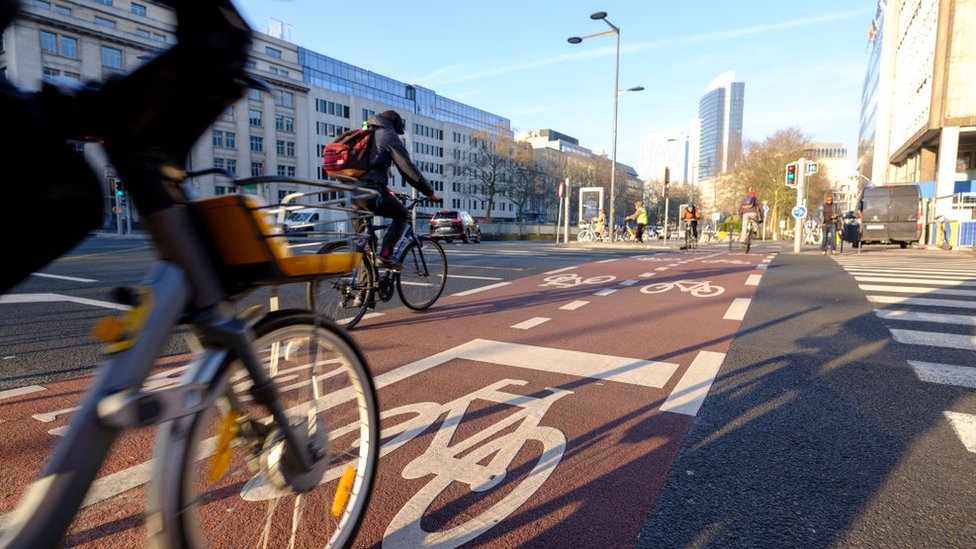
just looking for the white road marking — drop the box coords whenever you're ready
[31,273,96,283]
[760,258,771,264]
[756,264,768,270]
[594,289,617,296]
[891,329,976,351]
[451,282,511,297]
[842,268,976,277]
[639,272,657,278]
[854,276,976,287]
[944,412,976,453]
[511,317,551,330]
[909,361,976,388]
[745,274,762,286]
[654,267,669,271]
[660,351,726,416]
[560,301,590,311]
[447,274,504,281]
[859,284,976,297]
[867,295,976,310]
[877,310,976,326]
[32,406,81,423]
[597,258,619,263]
[544,265,578,275]
[618,279,639,287]
[0,293,129,311]
[723,298,752,320]
[0,385,46,402]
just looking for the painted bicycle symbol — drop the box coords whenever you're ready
[700,259,750,265]
[640,279,725,297]
[378,379,572,548]
[540,273,616,288]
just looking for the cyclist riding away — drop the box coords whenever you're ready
[358,110,442,269]
[737,187,763,242]
[625,200,648,242]
[682,202,701,241]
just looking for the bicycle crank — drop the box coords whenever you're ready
[378,272,395,301]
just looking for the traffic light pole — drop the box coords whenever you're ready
[793,157,807,253]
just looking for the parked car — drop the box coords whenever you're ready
[429,210,482,243]
[855,184,922,248]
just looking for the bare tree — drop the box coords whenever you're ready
[454,129,523,220]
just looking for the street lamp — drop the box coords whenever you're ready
[568,11,642,239]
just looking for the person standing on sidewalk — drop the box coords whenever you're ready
[820,193,840,255]
[625,201,648,242]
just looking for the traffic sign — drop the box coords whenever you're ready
[806,162,818,174]
[763,205,770,213]
[791,205,807,218]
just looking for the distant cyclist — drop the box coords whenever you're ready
[625,200,648,242]
[591,208,606,239]
[682,202,701,241]
[737,187,763,242]
[358,110,442,268]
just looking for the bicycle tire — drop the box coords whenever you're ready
[307,242,374,329]
[397,236,447,311]
[153,310,380,549]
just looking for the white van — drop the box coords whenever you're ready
[282,208,330,234]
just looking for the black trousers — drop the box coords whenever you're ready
[356,186,408,259]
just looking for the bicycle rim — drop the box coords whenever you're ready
[160,311,379,549]
[307,243,373,329]
[397,237,446,311]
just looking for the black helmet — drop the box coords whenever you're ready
[380,110,405,135]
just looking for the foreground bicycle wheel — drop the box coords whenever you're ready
[153,311,379,548]
[397,236,446,310]
[307,243,374,329]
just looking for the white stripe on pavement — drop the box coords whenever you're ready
[446,274,504,281]
[0,385,46,402]
[594,289,618,296]
[877,310,976,326]
[891,329,976,350]
[639,272,657,278]
[723,298,751,320]
[757,264,769,270]
[618,279,639,287]
[31,273,97,283]
[944,412,976,453]
[0,293,129,311]
[544,265,578,275]
[660,351,726,416]
[854,276,976,286]
[560,300,590,311]
[451,282,511,297]
[859,284,976,297]
[867,295,976,310]
[511,317,551,330]
[909,361,976,389]
[745,274,762,286]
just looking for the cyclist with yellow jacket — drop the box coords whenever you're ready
[625,201,648,242]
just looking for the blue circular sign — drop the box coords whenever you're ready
[791,205,807,218]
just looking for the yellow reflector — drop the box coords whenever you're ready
[209,410,240,483]
[92,317,126,343]
[332,465,356,517]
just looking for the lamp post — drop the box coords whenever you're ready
[569,11,642,239]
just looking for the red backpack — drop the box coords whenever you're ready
[322,129,374,178]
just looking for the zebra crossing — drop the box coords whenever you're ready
[834,250,976,451]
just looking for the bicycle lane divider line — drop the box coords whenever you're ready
[544,265,579,275]
[723,298,752,321]
[594,289,617,296]
[659,351,726,416]
[0,386,46,402]
[31,273,97,283]
[560,301,590,311]
[511,318,551,330]
[618,279,639,287]
[944,412,976,453]
[450,282,512,297]
[0,293,129,311]
[745,274,762,286]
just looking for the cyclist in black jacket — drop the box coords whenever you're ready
[359,110,442,267]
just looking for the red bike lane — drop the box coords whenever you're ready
[0,249,774,548]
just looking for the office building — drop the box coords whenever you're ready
[697,71,745,182]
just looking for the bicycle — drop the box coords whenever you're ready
[741,216,761,253]
[640,279,725,297]
[576,221,596,242]
[0,3,380,543]
[309,189,448,329]
[682,221,698,250]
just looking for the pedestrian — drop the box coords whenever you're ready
[625,201,648,242]
[591,208,606,240]
[820,193,840,255]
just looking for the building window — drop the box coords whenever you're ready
[152,33,166,43]
[274,89,294,108]
[250,136,264,153]
[101,46,123,69]
[277,165,296,177]
[248,88,262,101]
[275,115,294,133]
[93,0,112,4]
[136,28,150,39]
[226,159,237,176]
[212,130,224,148]
[224,132,236,148]
[221,106,235,122]
[55,5,70,15]
[251,162,264,177]
[131,2,146,16]
[248,109,262,127]
[39,31,57,54]
[34,1,51,10]
[94,17,116,29]
[265,46,282,59]
[276,140,295,157]
[214,185,227,196]
[60,35,77,58]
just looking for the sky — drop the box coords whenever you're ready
[234,0,876,173]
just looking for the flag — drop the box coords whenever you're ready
[868,19,877,41]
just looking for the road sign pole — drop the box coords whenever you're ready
[794,157,806,253]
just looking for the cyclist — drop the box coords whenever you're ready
[625,200,648,242]
[682,202,701,241]
[737,187,763,242]
[591,208,606,240]
[358,110,442,269]
[0,0,251,293]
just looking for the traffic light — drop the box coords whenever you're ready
[114,180,124,197]
[785,163,797,187]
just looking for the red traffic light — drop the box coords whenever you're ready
[785,164,797,186]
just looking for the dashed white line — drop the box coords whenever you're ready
[867,295,976,310]
[560,301,590,311]
[745,274,762,286]
[31,273,96,283]
[597,258,620,264]
[756,264,769,270]
[723,298,752,320]
[451,282,511,297]
[654,267,669,271]
[877,310,976,326]
[594,289,617,296]
[0,385,46,402]
[639,272,657,278]
[544,265,578,275]
[660,351,726,416]
[618,279,639,287]
[910,361,976,389]
[511,317,551,330]
[0,293,129,311]
[447,274,504,281]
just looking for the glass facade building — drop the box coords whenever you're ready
[299,48,511,133]
[697,75,744,181]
